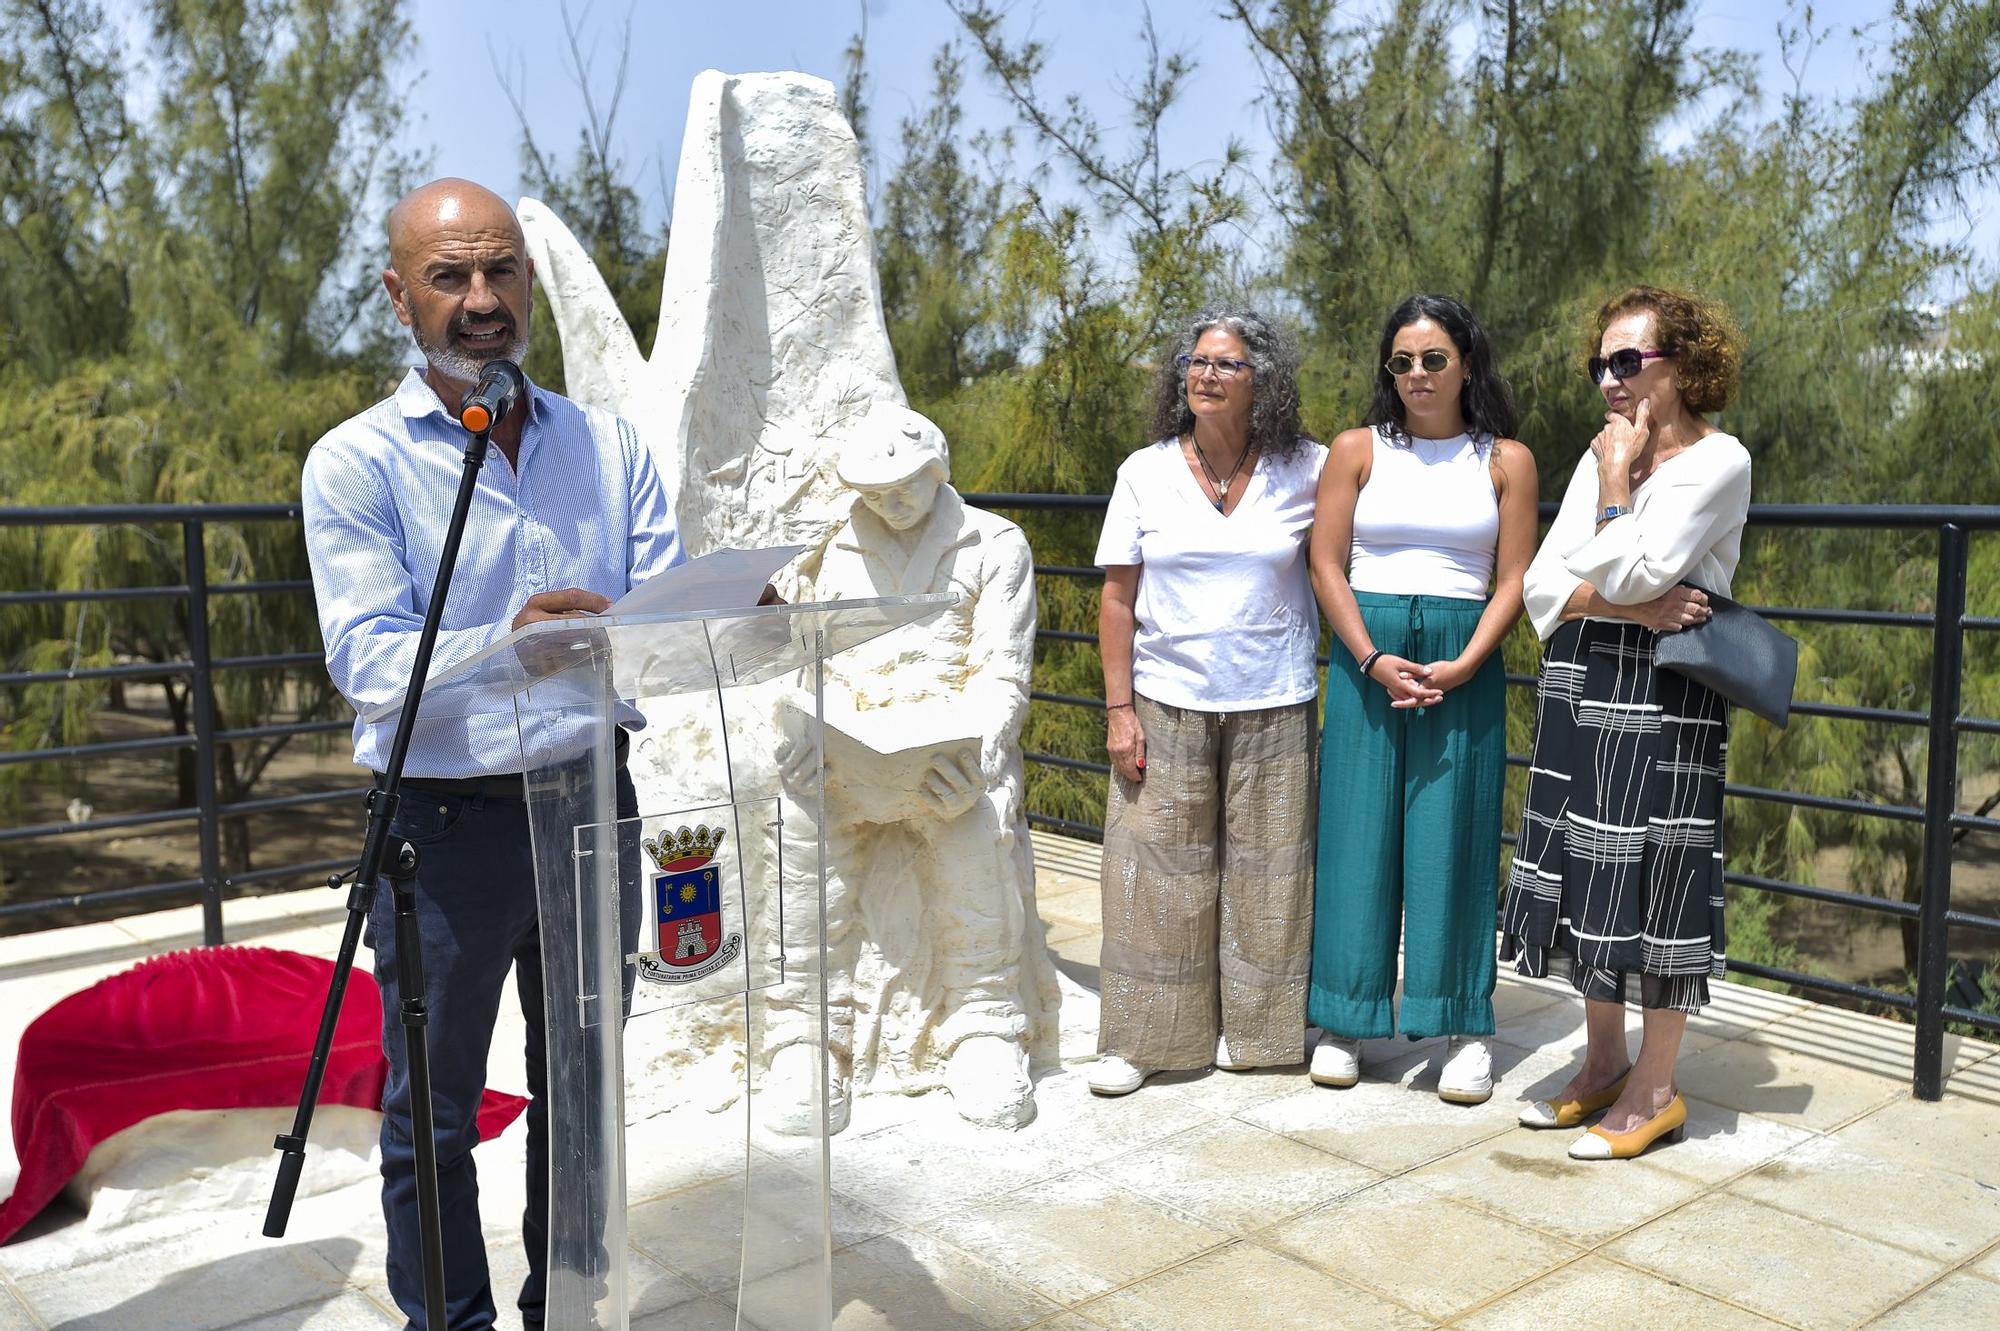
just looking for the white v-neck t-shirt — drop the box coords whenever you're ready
[1096,436,1329,712]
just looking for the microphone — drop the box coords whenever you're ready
[458,359,525,433]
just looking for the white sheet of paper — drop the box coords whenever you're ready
[608,545,805,618]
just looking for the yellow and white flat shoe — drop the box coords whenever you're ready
[1568,1093,1687,1160]
[1519,1071,1629,1129]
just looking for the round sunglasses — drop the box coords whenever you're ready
[1588,347,1672,382]
[1385,349,1454,376]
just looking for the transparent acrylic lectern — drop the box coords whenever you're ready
[363,594,950,1331]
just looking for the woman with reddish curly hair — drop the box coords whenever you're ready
[1501,284,1751,1160]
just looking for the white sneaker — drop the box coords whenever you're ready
[1438,1036,1493,1105]
[1087,1055,1152,1096]
[1309,1035,1361,1088]
[1215,1035,1252,1072]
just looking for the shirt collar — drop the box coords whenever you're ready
[394,365,549,429]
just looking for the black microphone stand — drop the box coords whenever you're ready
[266,403,503,1331]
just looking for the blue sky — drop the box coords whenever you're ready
[399,1,1989,276]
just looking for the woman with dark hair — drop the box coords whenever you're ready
[1504,284,1748,1159]
[1305,294,1538,1103]
[1090,308,1327,1096]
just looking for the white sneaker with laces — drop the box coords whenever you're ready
[1309,1034,1361,1088]
[1438,1036,1493,1105]
[1087,1055,1152,1096]
[1215,1035,1252,1072]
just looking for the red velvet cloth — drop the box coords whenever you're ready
[0,945,527,1243]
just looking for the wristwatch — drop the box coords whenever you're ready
[1599,504,1630,523]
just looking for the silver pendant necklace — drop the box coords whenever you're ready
[1193,438,1248,512]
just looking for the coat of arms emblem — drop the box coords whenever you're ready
[634,823,742,984]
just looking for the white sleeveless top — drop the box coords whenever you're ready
[1347,426,1499,600]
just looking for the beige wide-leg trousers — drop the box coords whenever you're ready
[1097,694,1315,1070]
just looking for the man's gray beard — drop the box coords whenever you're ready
[413,326,530,386]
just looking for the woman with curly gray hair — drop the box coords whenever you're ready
[1089,309,1327,1096]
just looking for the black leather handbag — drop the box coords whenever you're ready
[1653,586,1799,727]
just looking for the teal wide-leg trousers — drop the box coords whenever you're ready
[1308,591,1505,1040]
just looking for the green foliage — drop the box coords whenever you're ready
[0,0,417,874]
[501,1,668,394]
[865,0,2000,1002]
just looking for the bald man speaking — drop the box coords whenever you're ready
[301,179,685,1331]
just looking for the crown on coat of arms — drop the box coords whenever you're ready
[644,824,726,872]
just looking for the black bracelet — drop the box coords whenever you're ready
[1358,648,1384,678]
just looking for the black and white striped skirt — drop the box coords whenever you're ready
[1500,617,1729,1013]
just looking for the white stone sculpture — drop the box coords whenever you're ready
[517,72,1059,1129]
[768,403,1060,1129]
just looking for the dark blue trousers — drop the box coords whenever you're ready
[370,769,638,1331]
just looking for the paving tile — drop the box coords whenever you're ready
[1830,1059,2000,1183]
[1605,1096,1815,1188]
[1977,1244,2000,1281]
[1406,1120,1705,1245]
[1033,885,1101,931]
[919,1170,1229,1304]
[15,1236,360,1330]
[1454,1253,1787,1330]
[823,1116,1074,1228]
[1673,1035,1904,1132]
[1237,1080,1513,1175]
[1750,1005,1992,1081]
[1090,1118,1380,1235]
[222,1292,404,1330]
[1607,1192,1942,1331]
[1865,1271,2000,1328]
[738,1229,1060,1331]
[0,1284,37,1331]
[1727,1134,2000,1262]
[628,1161,897,1294]
[1020,1315,1101,1331]
[0,920,147,977]
[1005,1067,1218,1169]
[1081,1241,1434,1330]
[1264,1176,1579,1322]
[631,1297,742,1331]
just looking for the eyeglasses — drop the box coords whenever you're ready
[1587,348,1672,382]
[1384,349,1454,376]
[1178,353,1252,380]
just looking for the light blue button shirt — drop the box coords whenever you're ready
[302,369,686,777]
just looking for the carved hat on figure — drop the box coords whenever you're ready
[836,401,952,489]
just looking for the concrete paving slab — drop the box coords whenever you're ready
[1454,1253,1789,1330]
[224,1291,404,1330]
[1673,1035,1905,1132]
[627,1164,898,1295]
[1237,1079,1515,1176]
[1866,1272,2000,1329]
[738,1228,1061,1331]
[15,1235,362,1331]
[1629,1096,1817,1187]
[918,1170,1230,1305]
[1090,1117,1380,1236]
[1263,1176,1580,1323]
[1406,1120,1706,1246]
[0,1284,37,1331]
[1005,1066,1218,1168]
[1727,1133,2000,1262]
[822,1115,1072,1228]
[1079,1240,1436,1330]
[1608,1192,1943,1331]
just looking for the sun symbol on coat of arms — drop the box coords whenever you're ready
[680,882,698,904]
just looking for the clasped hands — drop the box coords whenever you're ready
[1364,653,1467,709]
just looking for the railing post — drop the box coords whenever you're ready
[1913,522,1968,1100]
[183,520,225,946]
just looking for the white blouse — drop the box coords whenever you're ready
[1096,437,1329,711]
[1524,433,1752,641]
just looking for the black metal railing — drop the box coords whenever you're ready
[0,504,357,945]
[971,494,2000,1101]
[2,499,1997,1100]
